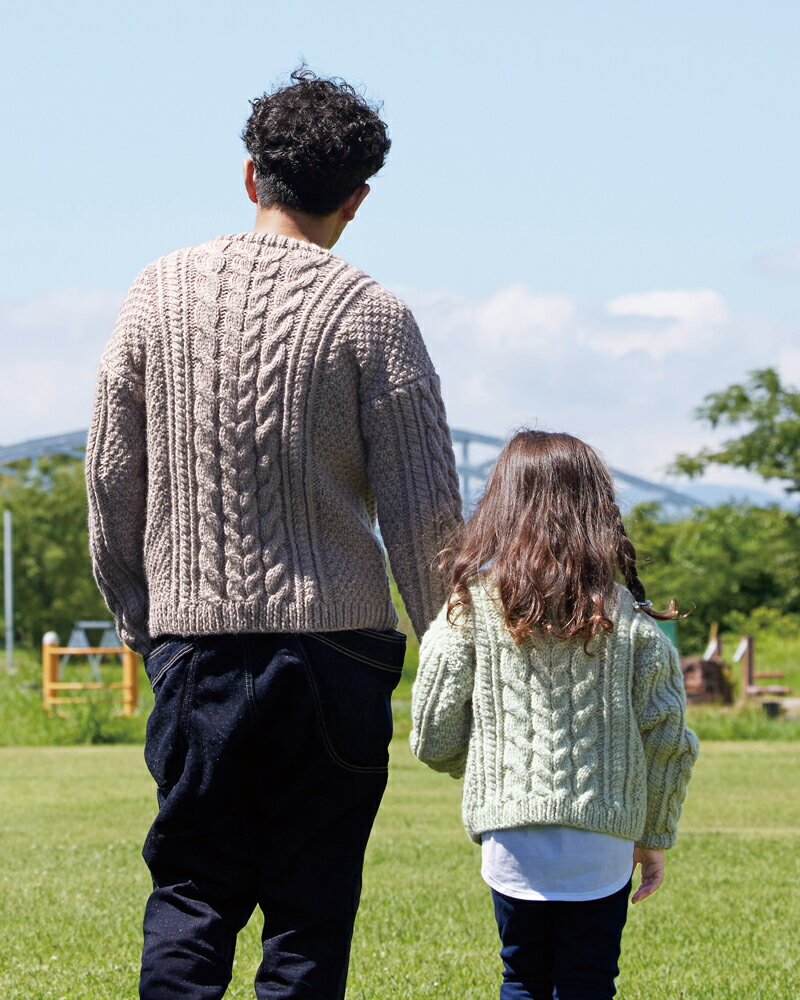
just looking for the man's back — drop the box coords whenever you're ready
[87,230,461,654]
[85,68,462,1000]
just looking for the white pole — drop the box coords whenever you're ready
[4,510,13,674]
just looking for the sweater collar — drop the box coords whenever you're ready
[212,231,338,259]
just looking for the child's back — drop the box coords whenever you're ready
[409,429,699,1000]
[412,579,696,852]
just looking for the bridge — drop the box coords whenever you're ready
[0,428,701,513]
[449,429,699,513]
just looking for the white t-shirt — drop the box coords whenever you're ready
[481,825,634,901]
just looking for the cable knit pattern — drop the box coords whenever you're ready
[500,648,534,802]
[86,231,462,653]
[239,252,284,601]
[218,249,252,601]
[256,254,319,607]
[549,655,574,801]
[410,582,699,848]
[570,650,600,808]
[193,248,227,600]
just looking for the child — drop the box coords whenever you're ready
[410,429,699,1000]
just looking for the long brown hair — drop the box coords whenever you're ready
[444,430,681,647]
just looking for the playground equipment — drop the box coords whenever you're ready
[683,624,792,712]
[42,623,139,716]
[681,656,734,704]
[679,625,733,704]
[732,634,791,704]
[59,620,121,681]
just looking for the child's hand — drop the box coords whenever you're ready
[631,847,665,903]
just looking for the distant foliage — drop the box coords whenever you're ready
[671,368,800,494]
[625,502,800,649]
[0,459,107,646]
[725,606,800,639]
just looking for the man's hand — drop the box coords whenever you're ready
[631,847,665,903]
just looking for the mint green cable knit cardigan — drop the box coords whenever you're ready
[410,582,699,848]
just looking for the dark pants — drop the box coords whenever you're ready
[138,627,406,1000]
[491,880,632,1000]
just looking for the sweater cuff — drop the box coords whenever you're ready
[635,831,676,851]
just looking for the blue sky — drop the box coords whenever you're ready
[2,0,799,488]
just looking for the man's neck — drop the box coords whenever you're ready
[252,205,344,250]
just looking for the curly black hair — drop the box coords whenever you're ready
[242,68,391,216]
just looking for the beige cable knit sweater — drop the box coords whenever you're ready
[86,232,462,655]
[411,583,699,848]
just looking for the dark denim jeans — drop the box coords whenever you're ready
[138,627,406,1000]
[491,880,632,1000]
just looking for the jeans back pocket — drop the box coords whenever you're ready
[143,639,196,793]
[300,630,406,773]
[144,637,194,690]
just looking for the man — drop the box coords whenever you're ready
[86,69,462,999]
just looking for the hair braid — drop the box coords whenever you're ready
[614,507,647,603]
[614,506,684,621]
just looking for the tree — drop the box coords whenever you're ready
[0,459,108,646]
[625,502,800,649]
[671,368,800,494]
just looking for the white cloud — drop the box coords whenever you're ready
[607,289,728,324]
[0,288,123,444]
[473,286,575,354]
[588,289,730,360]
[778,347,800,384]
[758,246,800,275]
[404,284,797,485]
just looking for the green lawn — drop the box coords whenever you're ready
[0,741,797,999]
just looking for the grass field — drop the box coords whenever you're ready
[1,741,798,999]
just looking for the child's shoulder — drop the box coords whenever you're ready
[424,578,503,643]
[464,575,499,608]
[610,584,676,663]
[464,577,512,632]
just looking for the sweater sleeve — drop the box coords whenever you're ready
[632,626,700,849]
[410,601,475,777]
[357,296,462,638]
[84,267,153,655]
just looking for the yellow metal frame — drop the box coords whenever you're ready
[42,641,139,716]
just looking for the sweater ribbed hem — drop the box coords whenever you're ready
[149,598,399,640]
[465,799,647,846]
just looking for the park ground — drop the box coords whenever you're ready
[0,739,798,1000]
